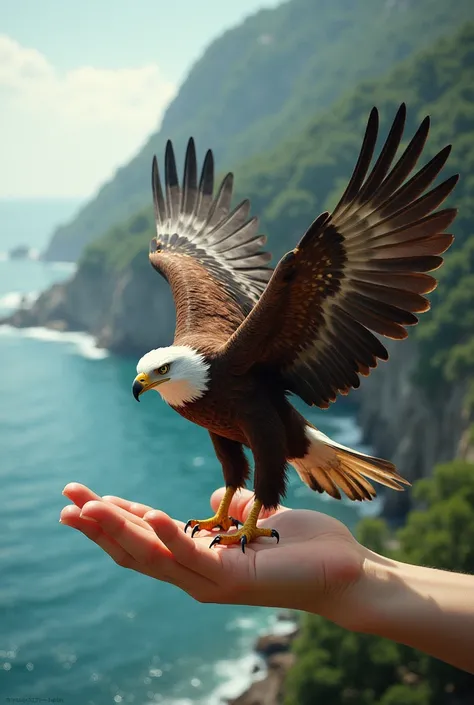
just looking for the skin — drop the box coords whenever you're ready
[60,483,474,674]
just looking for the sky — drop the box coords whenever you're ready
[0,0,280,199]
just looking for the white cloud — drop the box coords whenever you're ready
[0,35,177,197]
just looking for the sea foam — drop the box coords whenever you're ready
[162,611,297,705]
[0,324,108,360]
[0,291,38,310]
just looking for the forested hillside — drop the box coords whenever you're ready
[44,0,474,262]
[81,22,474,288]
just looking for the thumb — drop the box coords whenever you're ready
[210,487,285,523]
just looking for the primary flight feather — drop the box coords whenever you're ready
[132,104,458,551]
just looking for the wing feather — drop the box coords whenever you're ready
[149,139,272,341]
[222,104,458,407]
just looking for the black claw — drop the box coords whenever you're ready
[271,529,280,544]
[209,535,221,549]
[241,535,248,553]
[191,524,201,539]
[230,516,242,528]
[184,520,193,534]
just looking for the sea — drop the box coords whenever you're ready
[0,199,376,705]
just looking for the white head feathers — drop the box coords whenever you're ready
[136,345,210,407]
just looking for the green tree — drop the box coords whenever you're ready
[379,683,432,705]
[283,460,474,704]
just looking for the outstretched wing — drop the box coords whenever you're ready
[223,104,458,408]
[149,139,272,342]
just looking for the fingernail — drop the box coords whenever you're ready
[79,511,97,523]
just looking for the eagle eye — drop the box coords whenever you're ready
[155,364,170,375]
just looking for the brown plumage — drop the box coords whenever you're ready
[133,104,458,549]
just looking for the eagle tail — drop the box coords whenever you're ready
[290,426,410,501]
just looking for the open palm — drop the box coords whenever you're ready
[60,484,367,627]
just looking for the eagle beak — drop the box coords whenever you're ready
[132,372,150,402]
[132,372,170,401]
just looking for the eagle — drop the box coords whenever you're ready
[132,104,457,551]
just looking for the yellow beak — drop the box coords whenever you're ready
[132,372,169,401]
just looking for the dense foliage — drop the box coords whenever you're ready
[45,0,474,261]
[416,236,474,388]
[283,460,474,705]
[235,21,474,263]
[81,22,474,304]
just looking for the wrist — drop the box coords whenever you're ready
[351,550,411,635]
[315,547,403,633]
[348,549,474,673]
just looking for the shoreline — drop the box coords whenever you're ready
[226,613,299,705]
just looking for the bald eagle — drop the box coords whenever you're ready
[132,104,457,551]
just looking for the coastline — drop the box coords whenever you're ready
[226,613,299,705]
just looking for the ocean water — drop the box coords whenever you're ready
[0,201,370,705]
[0,198,82,254]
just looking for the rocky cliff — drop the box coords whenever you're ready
[357,339,470,519]
[5,254,176,357]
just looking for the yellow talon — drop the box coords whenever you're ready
[208,500,280,552]
[184,487,241,537]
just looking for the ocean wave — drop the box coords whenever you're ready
[204,613,297,704]
[180,612,295,705]
[0,291,38,310]
[48,261,77,273]
[226,615,260,632]
[153,652,263,705]
[0,325,108,359]
[207,652,264,705]
[0,252,7,261]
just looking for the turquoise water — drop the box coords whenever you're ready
[0,202,366,704]
[0,197,82,254]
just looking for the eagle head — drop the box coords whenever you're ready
[132,345,210,408]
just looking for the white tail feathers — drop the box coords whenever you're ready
[290,426,410,501]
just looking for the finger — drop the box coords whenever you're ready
[103,496,185,531]
[80,501,164,563]
[60,505,138,570]
[102,496,155,519]
[62,482,101,508]
[63,483,154,532]
[210,487,288,523]
[79,502,215,594]
[144,510,222,580]
[101,497,184,532]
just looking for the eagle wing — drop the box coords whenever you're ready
[149,139,272,342]
[222,104,458,408]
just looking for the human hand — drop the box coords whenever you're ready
[60,484,372,630]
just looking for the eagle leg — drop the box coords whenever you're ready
[184,486,242,537]
[185,433,250,537]
[209,499,279,553]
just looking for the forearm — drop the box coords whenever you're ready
[359,552,474,673]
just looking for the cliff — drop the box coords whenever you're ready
[357,340,470,519]
[6,253,175,356]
